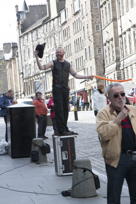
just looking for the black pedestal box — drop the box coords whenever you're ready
[7,104,36,158]
[53,135,76,176]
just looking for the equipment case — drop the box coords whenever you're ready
[53,135,76,176]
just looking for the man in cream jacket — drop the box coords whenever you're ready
[97,83,136,204]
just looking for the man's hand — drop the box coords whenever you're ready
[114,106,129,125]
[34,50,39,57]
[88,75,94,80]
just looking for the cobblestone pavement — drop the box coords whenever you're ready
[0,111,129,202]
[68,111,105,173]
[0,111,105,174]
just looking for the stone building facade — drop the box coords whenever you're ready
[0,50,8,94]
[3,43,20,98]
[16,0,104,100]
[100,0,136,85]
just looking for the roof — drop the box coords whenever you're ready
[21,4,48,33]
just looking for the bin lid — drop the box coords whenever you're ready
[8,103,34,108]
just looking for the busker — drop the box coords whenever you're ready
[35,47,93,136]
[0,90,15,142]
[96,83,136,204]
[33,92,48,139]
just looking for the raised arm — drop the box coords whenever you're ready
[70,66,94,80]
[34,51,53,70]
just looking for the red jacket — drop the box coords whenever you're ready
[33,99,48,116]
[47,97,55,119]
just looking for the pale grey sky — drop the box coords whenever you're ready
[0,0,47,48]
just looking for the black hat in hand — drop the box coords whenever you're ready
[35,43,46,58]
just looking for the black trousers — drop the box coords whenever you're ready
[106,153,136,204]
[53,87,69,134]
[52,118,58,133]
[37,115,47,138]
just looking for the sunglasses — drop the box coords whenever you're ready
[113,92,125,98]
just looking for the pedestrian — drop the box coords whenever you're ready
[47,95,58,135]
[34,47,93,136]
[0,90,14,142]
[89,98,92,110]
[96,83,136,204]
[33,92,48,139]
[92,83,107,116]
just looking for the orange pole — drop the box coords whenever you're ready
[94,75,132,82]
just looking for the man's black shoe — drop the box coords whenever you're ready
[61,131,78,136]
[54,131,72,136]
[63,131,73,135]
[68,131,78,135]
[53,131,78,136]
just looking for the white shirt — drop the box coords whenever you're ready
[92,90,107,112]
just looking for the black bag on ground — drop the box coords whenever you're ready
[31,150,39,162]
[40,143,50,155]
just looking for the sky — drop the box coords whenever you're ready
[0,0,47,48]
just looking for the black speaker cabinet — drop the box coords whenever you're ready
[7,104,36,158]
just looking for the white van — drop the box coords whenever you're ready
[17,98,33,105]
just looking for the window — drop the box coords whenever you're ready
[119,36,123,58]
[73,0,80,13]
[83,26,85,38]
[131,65,134,78]
[96,24,100,31]
[36,30,38,39]
[73,22,75,34]
[133,28,136,52]
[98,48,102,54]
[123,34,127,56]
[131,0,134,8]
[88,46,92,59]
[93,0,99,8]
[81,4,84,16]
[108,2,111,22]
[101,9,104,27]
[111,40,115,61]
[90,66,92,75]
[85,1,88,15]
[126,67,129,78]
[85,48,87,60]
[128,31,132,54]
[28,48,30,58]
[105,4,108,25]
[104,46,108,65]
[60,9,67,24]
[121,0,124,16]
[126,0,129,12]
[24,49,26,61]
[107,43,110,63]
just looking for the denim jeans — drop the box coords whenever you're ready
[106,153,136,204]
